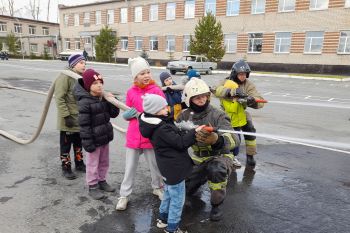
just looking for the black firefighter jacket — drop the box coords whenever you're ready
[73,79,120,152]
[139,113,196,185]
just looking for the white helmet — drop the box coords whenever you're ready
[184,77,210,107]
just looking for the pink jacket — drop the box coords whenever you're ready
[125,83,165,149]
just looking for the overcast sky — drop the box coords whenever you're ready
[2,0,103,23]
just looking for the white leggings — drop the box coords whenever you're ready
[119,148,163,197]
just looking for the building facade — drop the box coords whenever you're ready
[0,15,59,57]
[58,0,350,74]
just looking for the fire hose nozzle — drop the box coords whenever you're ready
[202,126,217,133]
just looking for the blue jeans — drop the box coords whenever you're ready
[159,180,186,232]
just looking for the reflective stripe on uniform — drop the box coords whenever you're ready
[245,139,256,146]
[223,153,234,160]
[208,180,228,190]
[190,154,213,163]
[222,132,236,150]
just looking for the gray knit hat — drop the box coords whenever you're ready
[142,94,168,114]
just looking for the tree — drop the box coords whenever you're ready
[25,0,40,20]
[5,32,20,55]
[190,12,225,62]
[95,26,119,62]
[7,0,14,16]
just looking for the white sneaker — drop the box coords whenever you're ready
[152,188,164,200]
[232,157,242,168]
[115,196,128,211]
[156,219,167,228]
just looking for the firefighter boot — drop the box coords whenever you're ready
[246,155,256,167]
[210,204,223,221]
[62,164,77,180]
[75,160,86,172]
[74,148,86,172]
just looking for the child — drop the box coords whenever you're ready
[73,69,120,200]
[54,54,87,180]
[139,94,203,233]
[116,57,164,211]
[159,72,183,120]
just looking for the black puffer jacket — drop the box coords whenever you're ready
[73,79,119,152]
[139,113,195,185]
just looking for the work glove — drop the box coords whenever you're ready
[222,87,245,98]
[122,108,138,120]
[64,116,75,128]
[246,96,256,107]
[234,88,246,98]
[195,129,219,145]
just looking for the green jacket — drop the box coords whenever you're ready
[54,69,81,132]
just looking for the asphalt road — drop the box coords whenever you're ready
[0,60,349,233]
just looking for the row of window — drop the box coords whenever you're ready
[64,0,350,27]
[0,22,51,35]
[64,31,350,54]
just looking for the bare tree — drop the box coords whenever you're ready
[25,0,40,20]
[47,0,50,21]
[3,0,14,16]
[0,0,7,15]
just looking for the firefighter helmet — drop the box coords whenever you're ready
[230,59,251,81]
[183,78,210,107]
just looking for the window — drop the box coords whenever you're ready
[224,33,237,53]
[0,22,7,32]
[251,0,266,14]
[346,0,350,7]
[42,27,49,35]
[304,31,324,53]
[205,0,216,15]
[274,32,291,53]
[149,36,158,51]
[83,36,91,44]
[29,26,36,35]
[248,33,263,53]
[84,12,90,25]
[95,11,101,25]
[75,38,81,50]
[74,13,79,26]
[30,44,38,53]
[107,10,114,24]
[338,31,350,54]
[120,37,128,51]
[166,35,175,52]
[134,6,142,22]
[64,14,69,27]
[310,0,328,10]
[44,45,52,55]
[149,4,158,21]
[183,35,191,52]
[135,36,143,51]
[166,3,176,20]
[278,0,295,12]
[120,8,128,23]
[65,39,70,50]
[227,0,240,16]
[185,0,195,18]
[14,24,22,34]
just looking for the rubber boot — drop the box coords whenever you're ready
[62,164,77,180]
[246,154,256,167]
[74,148,86,172]
[210,204,223,221]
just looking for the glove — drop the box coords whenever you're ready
[195,129,219,145]
[246,96,256,107]
[122,108,138,120]
[222,87,245,98]
[234,88,246,98]
[64,116,75,128]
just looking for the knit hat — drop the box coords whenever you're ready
[68,54,85,68]
[142,94,168,114]
[128,57,150,79]
[159,72,171,86]
[187,69,201,79]
[82,69,103,91]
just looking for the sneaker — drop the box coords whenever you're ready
[164,228,188,233]
[116,196,128,211]
[153,188,164,200]
[89,184,106,200]
[156,219,168,229]
[232,157,242,168]
[62,165,77,180]
[98,181,115,192]
[246,155,256,167]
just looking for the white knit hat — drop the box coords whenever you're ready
[128,57,150,79]
[142,94,168,114]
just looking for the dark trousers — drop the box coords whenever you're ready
[60,131,83,167]
[232,119,257,156]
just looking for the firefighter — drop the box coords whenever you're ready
[214,59,265,167]
[177,78,240,221]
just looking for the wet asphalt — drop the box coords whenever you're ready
[0,60,350,233]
